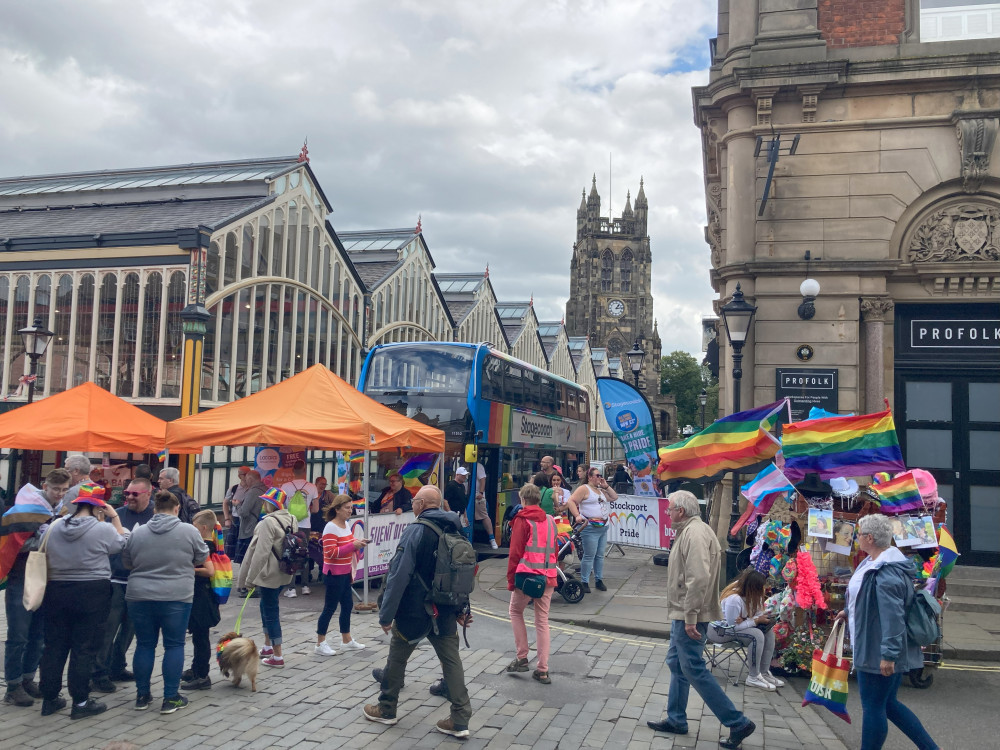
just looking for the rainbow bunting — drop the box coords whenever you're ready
[872,472,924,515]
[397,453,437,491]
[657,400,786,481]
[934,524,959,579]
[780,409,905,483]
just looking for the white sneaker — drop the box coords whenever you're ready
[763,671,785,688]
[490,539,499,550]
[282,589,297,598]
[314,641,337,656]
[301,586,311,595]
[340,640,366,651]
[746,674,776,691]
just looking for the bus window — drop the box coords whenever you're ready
[557,383,567,417]
[540,376,557,412]
[578,390,589,422]
[483,356,504,402]
[504,363,523,405]
[567,388,578,419]
[522,369,539,410]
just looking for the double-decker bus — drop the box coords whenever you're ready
[359,342,590,543]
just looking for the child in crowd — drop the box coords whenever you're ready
[181,511,225,690]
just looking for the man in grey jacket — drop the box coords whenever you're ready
[236,471,267,563]
[646,490,756,749]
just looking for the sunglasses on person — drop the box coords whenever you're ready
[123,490,147,497]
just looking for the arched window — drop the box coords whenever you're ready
[0,277,9,392]
[241,223,255,281]
[118,272,140,397]
[73,275,95,388]
[251,284,268,393]
[258,216,271,276]
[33,277,51,381]
[95,274,118,391]
[331,262,341,310]
[272,209,285,277]
[601,250,614,291]
[299,211,309,284]
[142,272,163,399]
[621,249,633,293]
[162,271,186,397]
[224,232,238,287]
[322,243,331,296]
[206,241,220,296]
[286,201,298,280]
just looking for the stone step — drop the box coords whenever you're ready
[944,579,1000,599]
[948,564,1000,582]
[946,595,1000,614]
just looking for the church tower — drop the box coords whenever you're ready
[566,176,665,415]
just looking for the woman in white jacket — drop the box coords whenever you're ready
[706,568,783,691]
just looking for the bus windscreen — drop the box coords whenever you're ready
[363,345,475,396]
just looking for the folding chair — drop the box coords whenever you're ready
[704,622,752,687]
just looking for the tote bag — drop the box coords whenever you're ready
[802,619,851,723]
[23,518,60,612]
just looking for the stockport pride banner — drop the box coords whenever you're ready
[348,511,414,581]
[607,494,674,550]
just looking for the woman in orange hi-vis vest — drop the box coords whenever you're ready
[505,483,559,685]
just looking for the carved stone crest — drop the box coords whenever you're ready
[704,182,723,267]
[906,203,1000,262]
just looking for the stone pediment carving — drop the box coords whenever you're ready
[906,202,1000,263]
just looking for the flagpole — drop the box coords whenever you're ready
[361,449,371,607]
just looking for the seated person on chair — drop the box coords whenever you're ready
[370,475,412,515]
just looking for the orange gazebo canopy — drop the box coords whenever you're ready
[0,381,188,453]
[165,364,445,453]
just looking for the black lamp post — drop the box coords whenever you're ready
[17,317,54,487]
[719,284,756,582]
[18,317,54,405]
[625,338,646,389]
[699,388,707,429]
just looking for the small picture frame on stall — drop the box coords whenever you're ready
[826,520,855,555]
[911,515,938,549]
[891,516,919,547]
[807,508,834,538]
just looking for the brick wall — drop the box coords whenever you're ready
[817,0,906,48]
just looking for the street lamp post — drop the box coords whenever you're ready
[17,317,55,486]
[719,284,757,582]
[625,338,646,389]
[699,388,707,429]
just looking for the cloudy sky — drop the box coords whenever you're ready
[1,0,717,356]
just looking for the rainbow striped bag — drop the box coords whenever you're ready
[803,620,851,723]
[210,525,234,605]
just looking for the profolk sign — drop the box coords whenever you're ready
[775,368,839,423]
[910,320,1000,349]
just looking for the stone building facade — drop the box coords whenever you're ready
[694,0,1000,566]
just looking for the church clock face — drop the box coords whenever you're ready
[607,299,625,317]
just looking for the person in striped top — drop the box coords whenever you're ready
[314,495,368,656]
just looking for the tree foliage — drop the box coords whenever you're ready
[660,350,719,432]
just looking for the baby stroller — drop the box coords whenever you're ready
[503,506,586,604]
[553,519,587,604]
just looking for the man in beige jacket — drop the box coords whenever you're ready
[647,491,756,749]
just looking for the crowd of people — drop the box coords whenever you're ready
[2,454,937,750]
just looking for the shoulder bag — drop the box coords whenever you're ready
[23,518,61,612]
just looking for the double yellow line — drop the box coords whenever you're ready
[938,663,1000,672]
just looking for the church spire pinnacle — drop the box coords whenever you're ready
[636,176,647,207]
[622,189,633,217]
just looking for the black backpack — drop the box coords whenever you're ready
[271,519,309,575]
[415,518,477,608]
[171,487,201,524]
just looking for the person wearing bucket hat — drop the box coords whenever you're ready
[236,487,296,668]
[38,484,128,719]
[795,472,833,499]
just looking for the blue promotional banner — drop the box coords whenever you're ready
[596,377,659,494]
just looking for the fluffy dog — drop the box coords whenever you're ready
[216,631,259,691]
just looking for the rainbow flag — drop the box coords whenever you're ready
[781,409,905,483]
[872,472,923,515]
[657,400,786,481]
[397,453,437,491]
[0,492,54,590]
[157,449,168,463]
[348,450,365,463]
[935,524,959,579]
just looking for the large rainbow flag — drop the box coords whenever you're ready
[657,400,786,481]
[872,472,923,515]
[781,408,905,483]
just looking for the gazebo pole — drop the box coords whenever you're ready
[358,449,375,610]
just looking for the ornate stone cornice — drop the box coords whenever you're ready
[860,297,894,322]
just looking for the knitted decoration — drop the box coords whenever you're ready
[794,550,827,610]
[772,620,792,649]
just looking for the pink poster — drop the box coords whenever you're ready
[658,497,675,549]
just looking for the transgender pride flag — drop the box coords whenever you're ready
[731,463,794,535]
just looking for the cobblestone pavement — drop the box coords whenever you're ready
[1,583,849,750]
